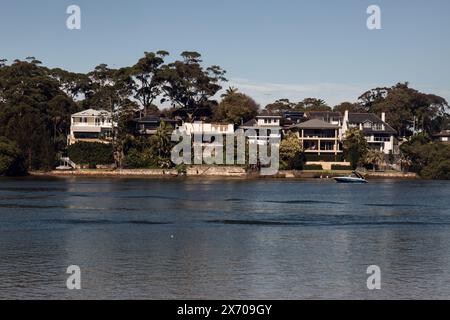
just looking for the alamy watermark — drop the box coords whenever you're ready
[66,5,81,30]
[171,125,280,176]
[367,5,382,30]
[366,265,381,290]
[65,5,381,31]
[66,265,81,290]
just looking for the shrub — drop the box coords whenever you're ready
[400,134,450,180]
[420,159,450,180]
[123,148,156,169]
[279,134,305,170]
[305,154,344,162]
[331,164,353,170]
[303,164,323,170]
[0,136,27,176]
[68,142,114,167]
[343,128,369,169]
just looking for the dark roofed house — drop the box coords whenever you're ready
[282,111,305,124]
[289,119,342,156]
[342,111,396,154]
[433,130,450,144]
[305,111,342,126]
[132,116,178,136]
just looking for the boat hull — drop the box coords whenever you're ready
[334,177,368,183]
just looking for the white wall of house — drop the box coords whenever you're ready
[68,109,114,145]
[341,110,395,154]
[256,116,281,127]
[177,122,235,135]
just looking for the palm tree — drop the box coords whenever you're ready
[221,86,238,98]
[151,121,173,168]
[365,149,385,172]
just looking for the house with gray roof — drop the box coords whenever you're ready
[68,109,114,145]
[342,110,397,154]
[289,119,342,157]
[240,115,282,145]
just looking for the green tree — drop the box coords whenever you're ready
[149,121,174,168]
[264,99,294,115]
[333,102,364,113]
[0,137,27,176]
[358,83,449,137]
[279,134,305,170]
[123,122,174,169]
[364,149,385,172]
[297,98,331,111]
[343,128,368,169]
[130,51,168,116]
[399,133,450,180]
[0,59,71,169]
[160,51,227,120]
[214,90,259,125]
[221,86,239,98]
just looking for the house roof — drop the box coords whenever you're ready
[348,113,397,134]
[294,119,340,129]
[72,109,111,117]
[433,130,450,137]
[256,115,282,119]
[240,118,282,130]
[133,116,177,124]
[241,119,257,127]
[348,113,383,123]
[307,111,341,118]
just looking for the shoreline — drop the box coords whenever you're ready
[28,167,419,180]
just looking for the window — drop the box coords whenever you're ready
[363,122,372,129]
[373,136,390,142]
[373,123,383,131]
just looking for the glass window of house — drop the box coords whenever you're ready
[373,124,383,131]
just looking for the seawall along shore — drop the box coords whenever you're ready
[29,166,418,179]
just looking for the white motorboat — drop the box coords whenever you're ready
[334,171,368,183]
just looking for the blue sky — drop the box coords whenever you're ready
[1,0,450,106]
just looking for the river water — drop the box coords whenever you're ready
[0,177,450,299]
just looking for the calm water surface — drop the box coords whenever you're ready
[1,177,450,299]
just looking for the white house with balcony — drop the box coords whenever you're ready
[68,109,114,145]
[289,119,342,156]
[239,115,282,145]
[177,122,235,136]
[342,111,396,154]
[176,122,235,147]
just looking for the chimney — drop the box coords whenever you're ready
[381,112,386,122]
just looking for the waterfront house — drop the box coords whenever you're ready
[289,119,342,157]
[177,122,235,147]
[177,122,235,136]
[305,111,343,126]
[131,116,178,136]
[239,115,282,145]
[68,109,114,145]
[282,111,305,124]
[342,111,396,154]
[433,130,450,144]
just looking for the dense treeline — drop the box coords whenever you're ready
[0,137,27,176]
[334,83,450,137]
[400,134,450,180]
[0,53,449,178]
[0,52,227,172]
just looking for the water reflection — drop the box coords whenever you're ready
[0,177,450,299]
